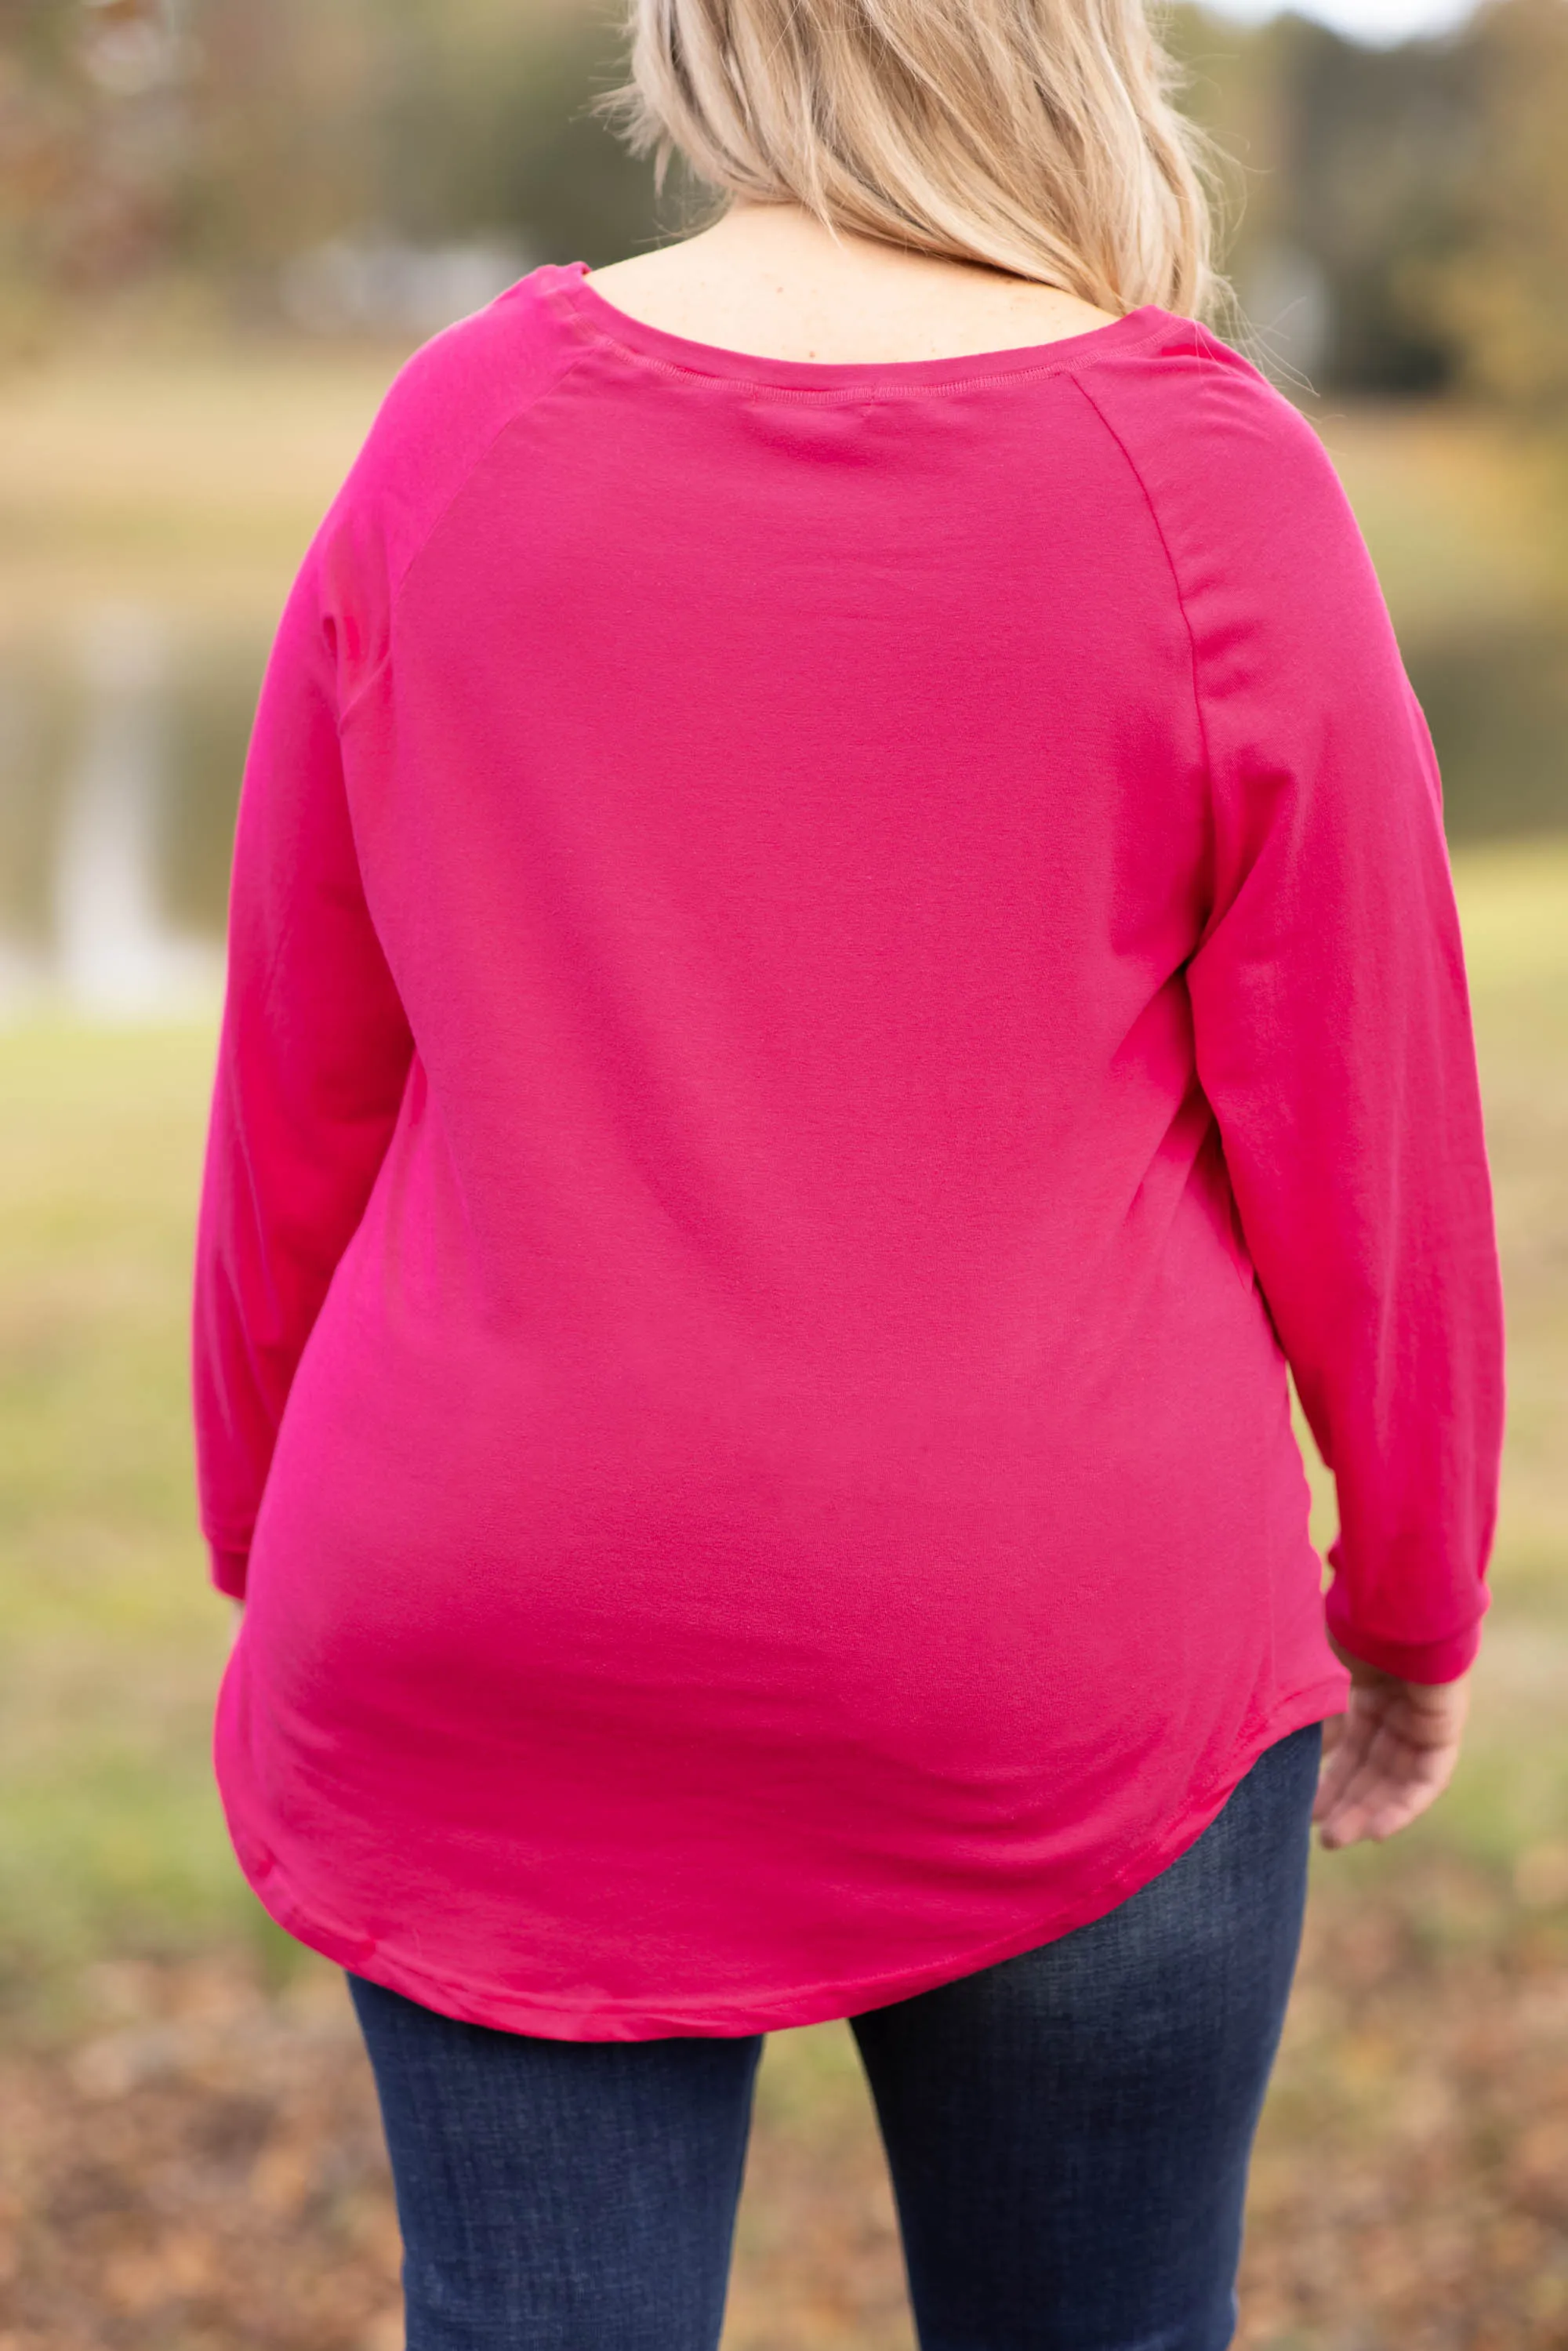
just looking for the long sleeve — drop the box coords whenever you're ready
[1171,387,1504,1684]
[192,541,413,1598]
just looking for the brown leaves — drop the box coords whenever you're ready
[1,1858,1566,2351]
[0,1955,401,2351]
[1240,1858,1568,2349]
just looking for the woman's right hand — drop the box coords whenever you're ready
[1312,1634,1470,1850]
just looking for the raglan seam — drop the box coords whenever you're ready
[1070,361,1291,1724]
[336,328,592,733]
[1066,371,1215,825]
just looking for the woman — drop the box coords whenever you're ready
[192,0,1504,2342]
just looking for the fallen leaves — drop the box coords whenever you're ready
[0,1852,1563,2351]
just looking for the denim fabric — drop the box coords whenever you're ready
[350,1718,1321,2351]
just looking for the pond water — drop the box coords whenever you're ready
[2,604,1565,1019]
[0,610,253,1018]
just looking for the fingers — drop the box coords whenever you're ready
[1311,1660,1470,1850]
[1319,1772,1432,1849]
[1315,1707,1462,1850]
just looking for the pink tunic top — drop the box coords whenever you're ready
[194,264,1504,2039]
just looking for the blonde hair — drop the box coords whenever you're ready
[606,0,1219,319]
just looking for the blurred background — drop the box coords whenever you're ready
[1,0,1566,2343]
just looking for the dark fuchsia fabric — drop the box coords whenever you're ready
[193,265,1504,2038]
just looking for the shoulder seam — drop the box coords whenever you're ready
[1066,372,1214,810]
[336,325,590,731]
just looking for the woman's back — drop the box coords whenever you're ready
[194,243,1499,2037]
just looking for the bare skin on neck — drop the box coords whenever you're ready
[586,199,1121,366]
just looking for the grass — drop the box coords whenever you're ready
[0,1023,240,2008]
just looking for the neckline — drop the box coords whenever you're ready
[545,259,1173,394]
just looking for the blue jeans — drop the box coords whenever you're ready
[350,1719,1322,2351]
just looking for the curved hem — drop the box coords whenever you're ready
[227,1674,1345,2041]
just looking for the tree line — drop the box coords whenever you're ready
[2,0,1566,407]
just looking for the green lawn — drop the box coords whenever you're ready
[0,1023,238,2009]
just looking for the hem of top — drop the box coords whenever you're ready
[229,1671,1347,2043]
[536,261,1197,401]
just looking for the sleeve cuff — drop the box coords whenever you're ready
[209,1542,249,1600]
[1324,1582,1486,1685]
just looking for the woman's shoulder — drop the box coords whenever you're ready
[1075,311,1374,608]
[365,266,579,440]
[316,269,579,577]
[1086,311,1356,515]
[1079,313,1344,499]
[305,268,581,676]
